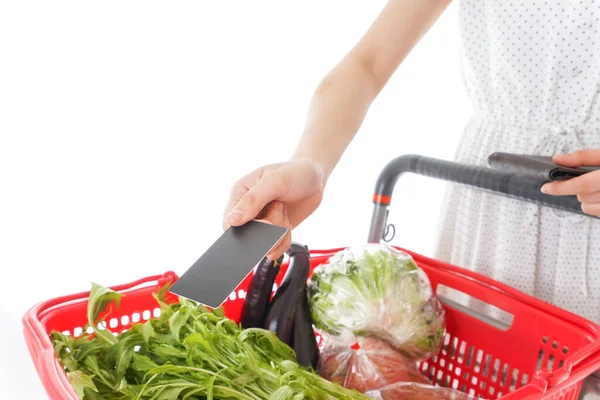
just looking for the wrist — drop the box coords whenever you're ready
[291,149,332,186]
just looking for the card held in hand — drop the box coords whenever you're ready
[170,220,288,308]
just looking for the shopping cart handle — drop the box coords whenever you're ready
[368,154,594,242]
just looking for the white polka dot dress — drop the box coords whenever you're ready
[433,1,600,323]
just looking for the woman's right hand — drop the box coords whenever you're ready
[223,158,326,259]
[221,0,451,259]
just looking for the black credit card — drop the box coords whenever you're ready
[169,220,288,308]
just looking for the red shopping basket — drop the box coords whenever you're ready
[23,154,600,400]
[22,249,600,400]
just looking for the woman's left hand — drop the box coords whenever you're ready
[541,150,600,217]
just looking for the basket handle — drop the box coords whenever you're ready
[367,154,593,242]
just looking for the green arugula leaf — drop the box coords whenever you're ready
[158,386,187,400]
[131,354,157,372]
[142,321,156,344]
[168,306,192,343]
[67,370,98,399]
[87,283,123,345]
[88,283,122,325]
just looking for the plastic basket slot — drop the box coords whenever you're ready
[429,365,437,380]
[521,373,529,387]
[537,348,546,371]
[451,336,459,359]
[509,368,520,392]
[452,378,460,390]
[458,340,467,364]
[466,345,475,368]
[548,354,555,370]
[471,375,479,387]
[436,284,514,331]
[483,354,492,377]
[442,334,451,356]
[421,361,429,374]
[474,349,484,373]
[443,374,452,388]
[132,312,141,323]
[492,358,501,382]
[436,369,444,385]
[501,363,509,387]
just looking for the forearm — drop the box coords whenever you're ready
[291,0,451,183]
[292,58,377,181]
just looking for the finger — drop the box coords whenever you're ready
[226,174,288,227]
[266,205,293,260]
[223,184,249,230]
[222,170,265,230]
[582,202,600,217]
[261,201,285,227]
[541,171,600,196]
[578,191,600,204]
[553,150,600,167]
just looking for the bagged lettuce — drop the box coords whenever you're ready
[308,244,445,361]
[365,382,476,400]
[318,336,431,394]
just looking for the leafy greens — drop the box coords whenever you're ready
[51,281,369,400]
[308,244,445,361]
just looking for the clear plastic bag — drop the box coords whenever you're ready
[308,244,445,361]
[365,382,476,400]
[317,336,431,394]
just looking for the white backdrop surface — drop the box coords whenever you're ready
[0,1,469,397]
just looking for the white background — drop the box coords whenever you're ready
[0,1,470,398]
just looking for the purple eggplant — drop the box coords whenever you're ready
[292,285,320,370]
[263,243,311,346]
[240,255,284,329]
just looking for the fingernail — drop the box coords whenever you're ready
[226,210,243,224]
[541,184,550,194]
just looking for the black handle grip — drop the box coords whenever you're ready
[368,154,593,243]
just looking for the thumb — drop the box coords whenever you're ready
[225,175,287,227]
[554,150,600,167]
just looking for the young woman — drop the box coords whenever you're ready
[222,1,600,323]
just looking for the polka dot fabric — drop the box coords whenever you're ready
[433,1,600,323]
